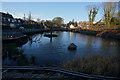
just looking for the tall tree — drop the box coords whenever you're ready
[87,5,99,27]
[37,18,40,23]
[74,21,78,27]
[86,5,99,25]
[103,2,117,26]
[44,20,53,29]
[45,20,54,35]
[52,17,64,27]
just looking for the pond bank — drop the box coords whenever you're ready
[2,33,27,43]
[75,30,120,40]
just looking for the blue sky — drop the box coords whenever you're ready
[2,2,103,23]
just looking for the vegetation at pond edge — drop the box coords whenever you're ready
[2,44,36,66]
[61,53,120,77]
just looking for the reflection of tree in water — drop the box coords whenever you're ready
[28,34,42,46]
[116,41,120,58]
[30,55,36,65]
[101,41,109,51]
[28,36,33,47]
[86,36,92,48]
[2,44,30,66]
[16,54,29,66]
[50,37,52,43]
[16,38,28,47]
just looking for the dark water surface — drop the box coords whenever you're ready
[3,31,120,66]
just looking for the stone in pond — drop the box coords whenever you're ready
[68,43,77,50]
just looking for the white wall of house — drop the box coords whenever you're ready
[70,24,75,29]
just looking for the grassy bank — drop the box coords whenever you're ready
[77,30,120,40]
[88,26,120,32]
[61,53,120,77]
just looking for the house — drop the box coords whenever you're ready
[69,24,76,29]
[15,18,25,28]
[0,12,16,29]
[77,22,84,29]
[78,22,83,27]
[82,22,90,29]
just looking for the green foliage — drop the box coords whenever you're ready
[74,22,78,27]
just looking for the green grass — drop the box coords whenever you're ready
[61,53,120,77]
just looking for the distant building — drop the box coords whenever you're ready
[69,24,76,29]
[0,12,16,29]
[15,18,25,27]
[1,12,42,30]
[77,22,83,29]
[78,22,89,29]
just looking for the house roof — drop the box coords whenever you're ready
[0,12,14,19]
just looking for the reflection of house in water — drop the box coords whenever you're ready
[70,32,74,38]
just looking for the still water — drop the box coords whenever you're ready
[3,31,120,66]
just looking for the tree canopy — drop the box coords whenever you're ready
[52,17,64,27]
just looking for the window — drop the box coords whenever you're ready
[8,19,10,22]
[18,20,21,23]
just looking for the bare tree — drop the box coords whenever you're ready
[102,2,117,26]
[86,5,99,27]
[37,18,40,23]
[118,1,120,20]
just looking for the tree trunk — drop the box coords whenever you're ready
[50,26,52,36]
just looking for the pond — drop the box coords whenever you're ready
[2,31,120,66]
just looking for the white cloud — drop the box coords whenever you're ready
[32,18,52,22]
[32,18,38,21]
[12,12,24,18]
[11,12,43,19]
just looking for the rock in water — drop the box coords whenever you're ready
[68,43,77,50]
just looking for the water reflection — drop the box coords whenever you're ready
[86,36,92,48]
[50,37,52,43]
[2,32,120,66]
[28,34,42,46]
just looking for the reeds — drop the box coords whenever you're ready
[61,53,120,77]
